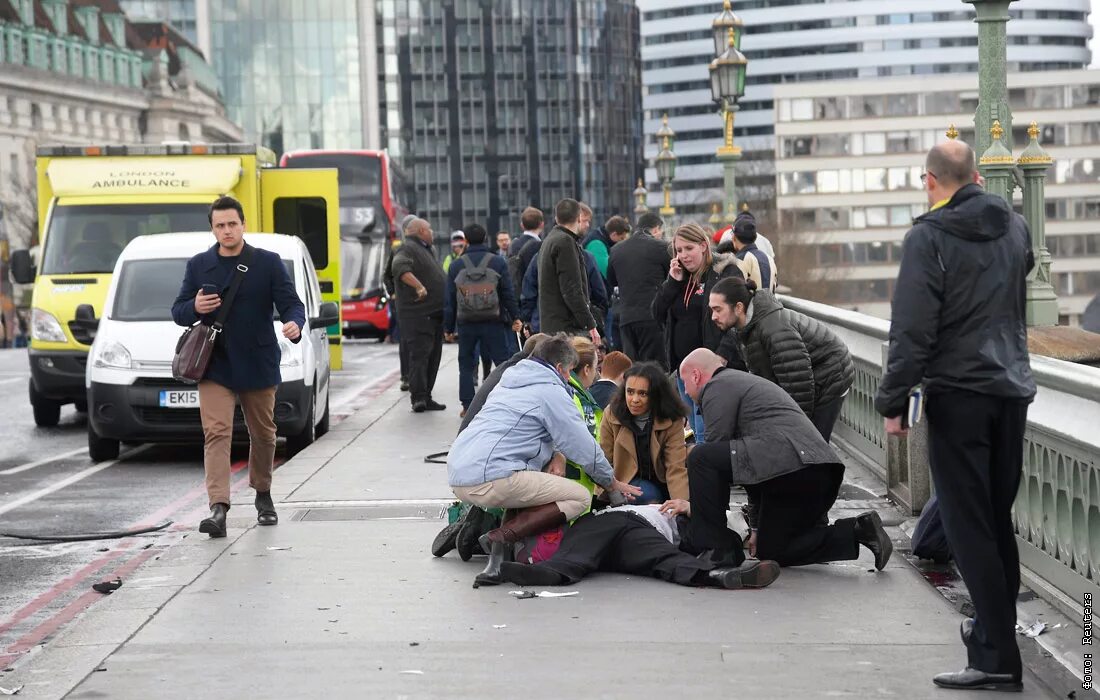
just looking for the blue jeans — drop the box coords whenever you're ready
[630,478,669,505]
[676,373,706,443]
[458,322,511,408]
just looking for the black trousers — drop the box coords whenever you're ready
[811,394,847,442]
[926,391,1028,677]
[535,511,711,586]
[618,320,667,368]
[687,443,859,566]
[401,312,443,404]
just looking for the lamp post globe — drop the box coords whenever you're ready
[709,28,748,107]
[711,0,743,57]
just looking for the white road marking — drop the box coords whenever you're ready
[0,448,89,476]
[0,446,150,517]
[0,377,25,386]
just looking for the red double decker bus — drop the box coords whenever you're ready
[280,150,411,340]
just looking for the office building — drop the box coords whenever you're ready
[773,69,1100,325]
[639,0,1093,220]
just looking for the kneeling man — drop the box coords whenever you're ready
[678,349,892,569]
[448,334,640,586]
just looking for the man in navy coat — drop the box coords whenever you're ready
[172,196,306,538]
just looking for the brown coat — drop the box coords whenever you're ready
[598,411,689,500]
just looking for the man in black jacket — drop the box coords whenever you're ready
[875,141,1035,693]
[608,212,669,367]
[537,199,599,343]
[391,218,448,413]
[508,207,545,301]
[675,349,891,571]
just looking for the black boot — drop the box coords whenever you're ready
[473,504,566,588]
[854,511,892,571]
[499,561,565,586]
[455,506,489,561]
[705,560,781,589]
[473,536,508,588]
[199,503,228,538]
[256,491,278,526]
[431,521,463,557]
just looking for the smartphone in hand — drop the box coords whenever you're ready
[200,283,219,297]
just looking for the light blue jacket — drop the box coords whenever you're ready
[447,358,615,489]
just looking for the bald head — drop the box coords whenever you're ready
[406,218,433,244]
[679,348,725,403]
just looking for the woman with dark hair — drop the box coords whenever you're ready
[599,362,689,504]
[651,222,747,441]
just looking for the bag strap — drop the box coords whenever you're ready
[211,245,254,330]
[470,251,493,272]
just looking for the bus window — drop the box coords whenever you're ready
[273,197,329,269]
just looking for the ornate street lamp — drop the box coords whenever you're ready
[712,0,743,55]
[709,15,748,224]
[633,178,649,216]
[655,113,677,217]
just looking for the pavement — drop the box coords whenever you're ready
[0,347,1070,699]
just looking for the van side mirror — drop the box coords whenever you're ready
[10,250,35,284]
[310,301,339,329]
[70,304,99,344]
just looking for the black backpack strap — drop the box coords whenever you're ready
[212,244,254,331]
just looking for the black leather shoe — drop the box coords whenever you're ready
[411,401,427,413]
[424,399,447,411]
[932,668,1022,692]
[961,618,974,646]
[199,503,228,538]
[854,511,893,570]
[400,379,410,392]
[708,560,780,589]
[255,491,278,526]
[431,521,462,557]
[456,506,488,561]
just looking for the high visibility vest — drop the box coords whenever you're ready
[564,375,602,515]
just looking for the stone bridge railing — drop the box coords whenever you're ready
[784,296,1100,616]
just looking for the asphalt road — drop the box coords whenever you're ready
[0,339,399,669]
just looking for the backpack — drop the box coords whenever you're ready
[455,253,502,323]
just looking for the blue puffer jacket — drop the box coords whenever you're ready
[447,358,615,489]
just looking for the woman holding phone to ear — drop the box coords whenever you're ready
[651,222,747,442]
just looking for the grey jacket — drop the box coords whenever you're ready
[699,368,841,485]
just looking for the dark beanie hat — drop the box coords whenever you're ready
[733,209,757,242]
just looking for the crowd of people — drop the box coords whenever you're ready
[390,139,1038,689]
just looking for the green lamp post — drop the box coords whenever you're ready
[656,114,677,217]
[710,3,748,224]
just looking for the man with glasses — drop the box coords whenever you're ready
[876,140,1035,692]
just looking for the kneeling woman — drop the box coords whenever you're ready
[600,362,689,504]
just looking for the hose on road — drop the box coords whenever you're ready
[0,520,173,543]
[424,451,449,464]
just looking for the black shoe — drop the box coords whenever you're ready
[412,401,427,413]
[431,521,463,557]
[473,536,507,588]
[424,399,447,411]
[707,560,780,589]
[961,618,974,646]
[400,379,409,392]
[932,668,1022,692]
[199,503,228,538]
[255,491,278,526]
[456,506,488,562]
[854,511,893,571]
[499,561,565,586]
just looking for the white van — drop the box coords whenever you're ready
[85,233,337,461]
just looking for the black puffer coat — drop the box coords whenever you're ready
[738,291,854,417]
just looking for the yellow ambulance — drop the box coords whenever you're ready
[9,143,342,426]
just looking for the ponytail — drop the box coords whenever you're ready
[712,275,755,309]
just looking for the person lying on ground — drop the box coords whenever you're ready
[677,349,892,571]
[598,362,689,505]
[588,350,632,409]
[492,503,779,590]
[447,334,641,587]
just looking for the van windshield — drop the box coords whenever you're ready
[41,203,210,275]
[112,258,295,322]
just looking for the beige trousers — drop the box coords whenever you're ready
[198,381,277,507]
[452,470,591,521]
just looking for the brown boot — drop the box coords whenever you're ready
[474,503,566,588]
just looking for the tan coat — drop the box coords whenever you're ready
[599,411,689,501]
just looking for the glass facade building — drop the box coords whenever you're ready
[380,0,642,234]
[120,0,200,46]
[208,0,366,154]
